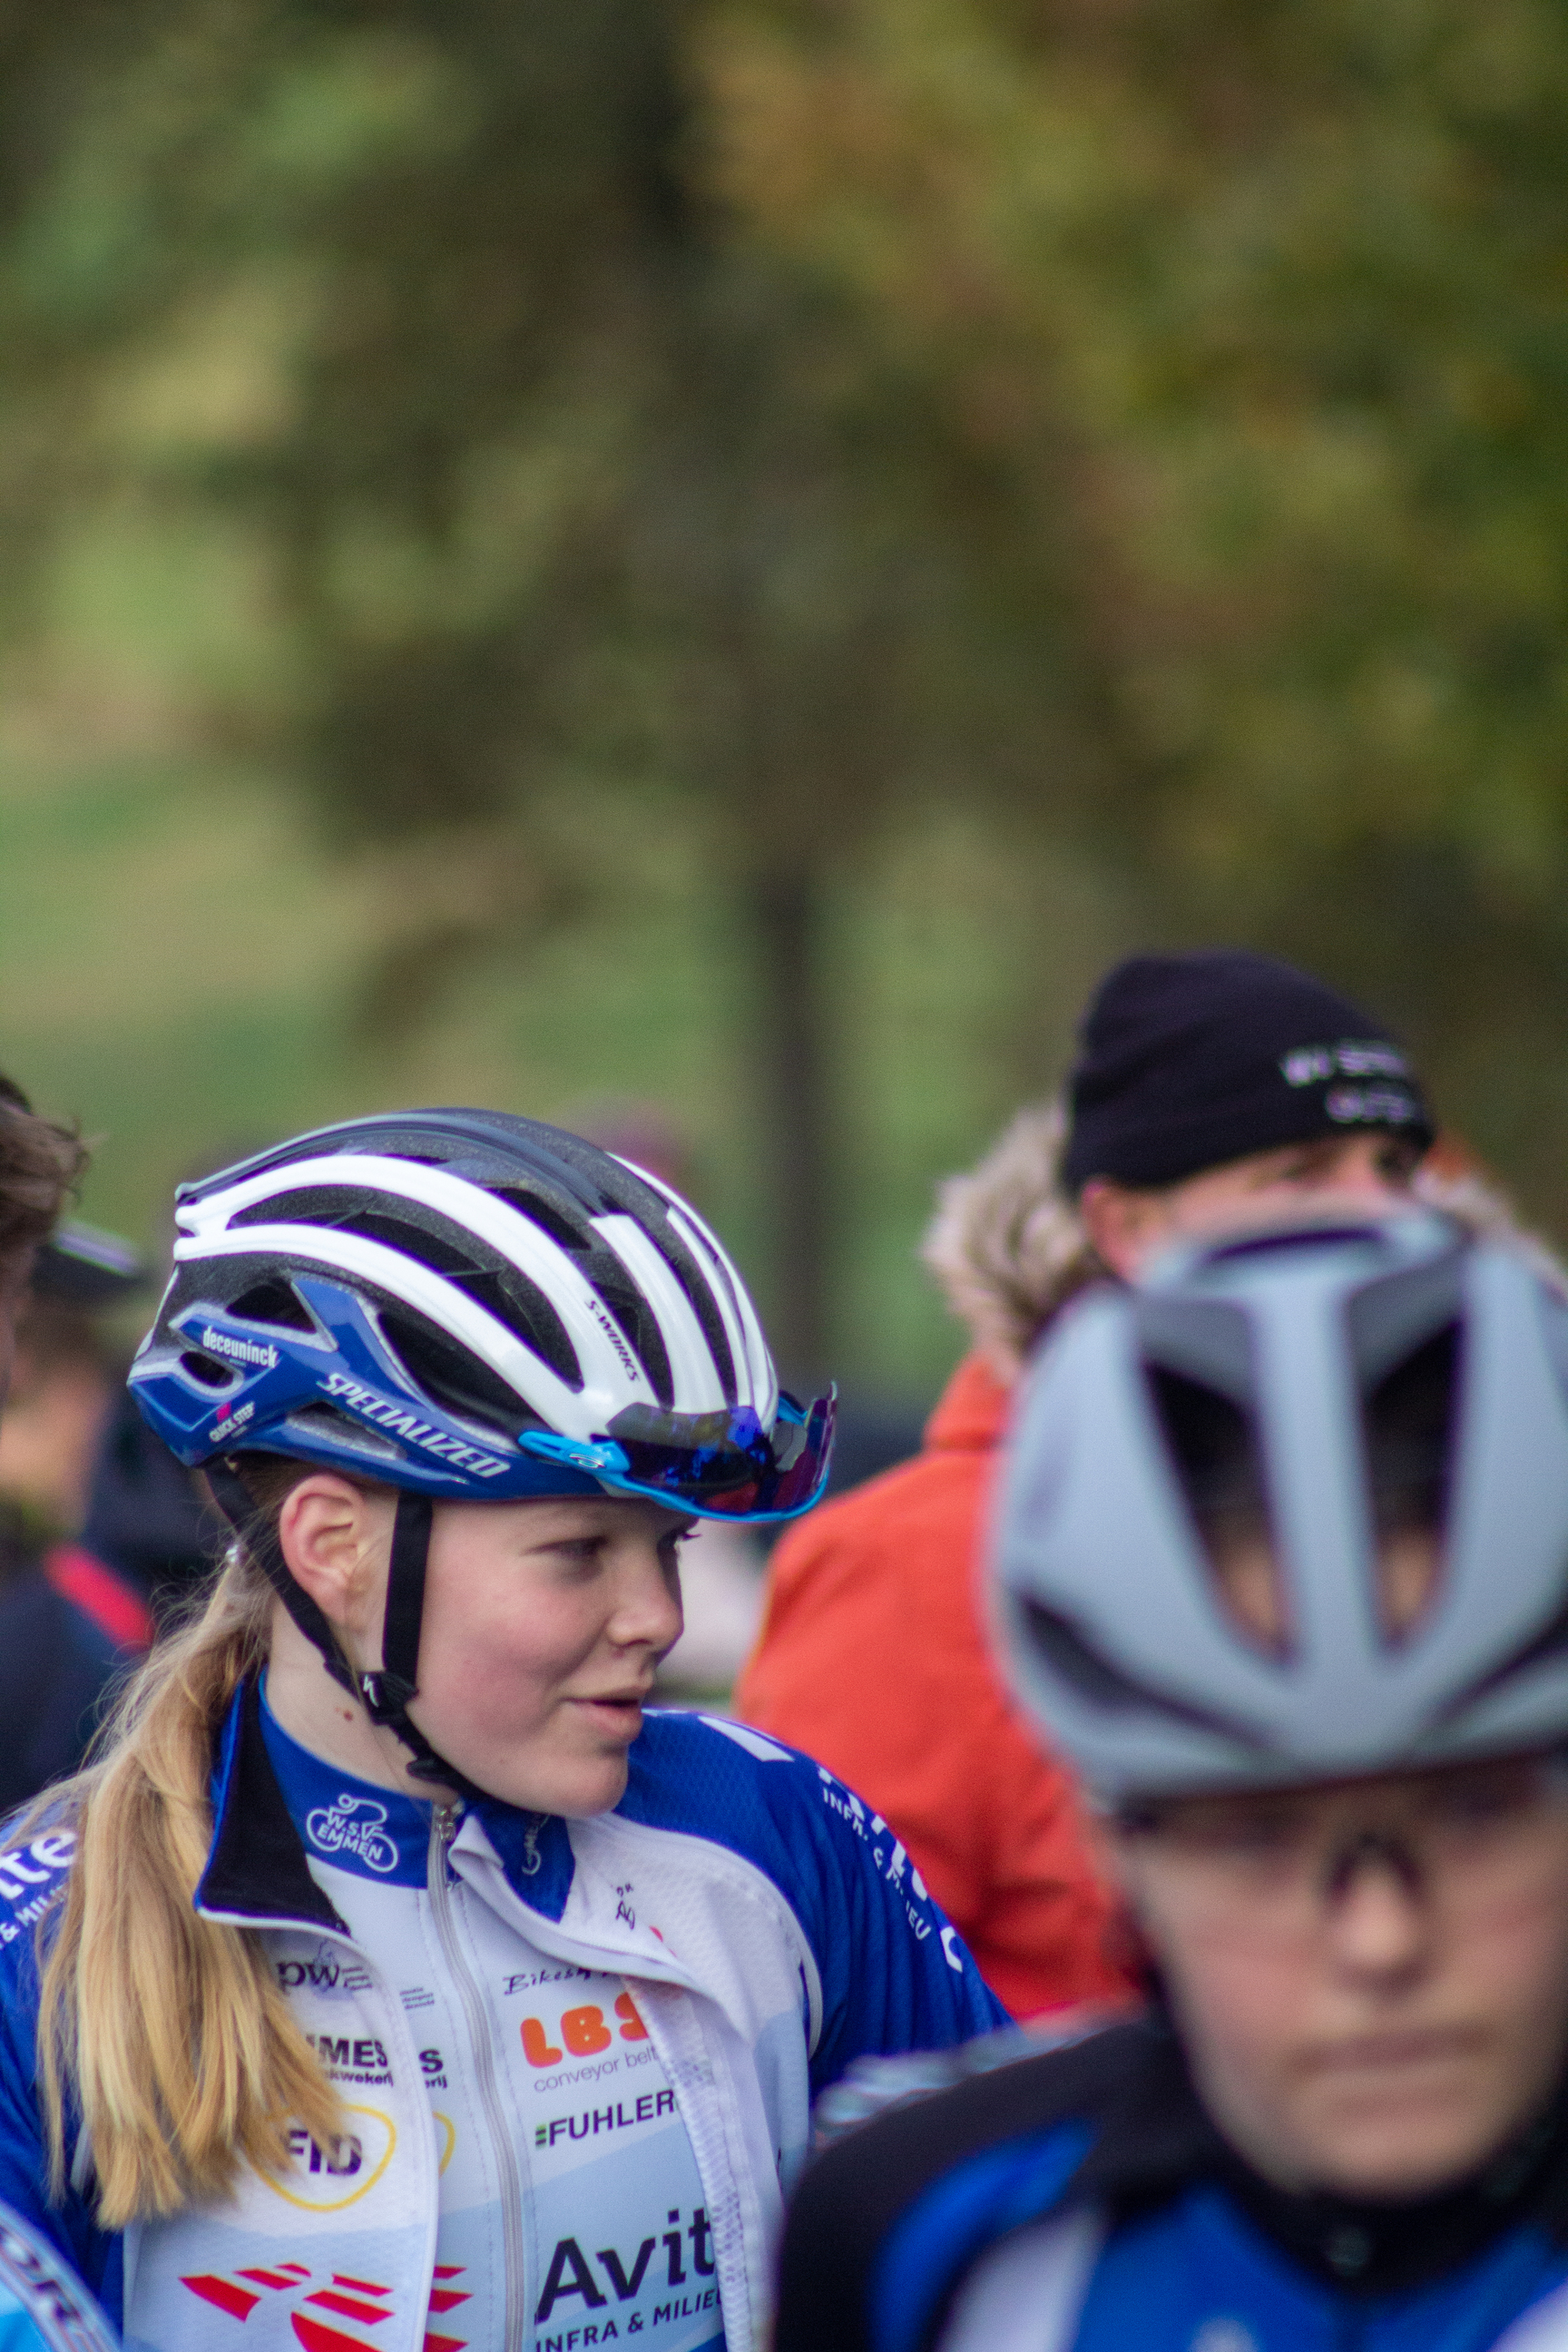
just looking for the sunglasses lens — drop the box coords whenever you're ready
[593,1390,836,1520]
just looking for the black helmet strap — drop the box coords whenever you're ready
[208,1462,486,1804]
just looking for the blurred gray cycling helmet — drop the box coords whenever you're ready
[993,1212,1568,1807]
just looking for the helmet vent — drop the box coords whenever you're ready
[1143,1366,1292,1661]
[180,1349,233,1389]
[450,1266,582,1391]
[331,1208,476,1276]
[285,1404,403,1463]
[228,1279,317,1333]
[338,1208,583,1387]
[379,1308,538,1436]
[651,1228,737,1402]
[489,1185,674,1403]
[231,1192,585,1392]
[490,1189,583,1252]
[1020,1598,1269,1745]
[1360,1323,1458,1647]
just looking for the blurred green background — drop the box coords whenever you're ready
[4,0,1568,1405]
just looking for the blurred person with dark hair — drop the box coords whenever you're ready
[0,1227,144,1532]
[0,1077,87,1388]
[737,951,1444,2018]
[0,1224,155,1810]
[0,1076,124,2348]
[74,1137,267,1629]
[75,1387,215,1629]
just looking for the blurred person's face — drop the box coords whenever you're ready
[0,1307,113,1532]
[0,1249,31,1411]
[1106,1752,1568,2201]
[1082,1132,1420,1279]
[270,1479,688,1815]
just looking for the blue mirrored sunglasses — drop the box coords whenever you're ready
[519,1388,836,1523]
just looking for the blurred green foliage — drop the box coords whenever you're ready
[1,0,1566,1388]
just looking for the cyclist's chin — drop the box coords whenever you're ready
[436,1730,634,1821]
[1292,2073,1508,2200]
[1228,2033,1528,2201]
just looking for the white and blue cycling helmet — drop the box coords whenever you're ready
[994,1212,1568,1808]
[130,1109,833,1789]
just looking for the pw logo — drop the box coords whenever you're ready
[181,2261,470,2350]
[305,1795,399,1874]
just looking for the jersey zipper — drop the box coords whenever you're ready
[427,1801,527,2348]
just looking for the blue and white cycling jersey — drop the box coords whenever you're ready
[259,1690,722,2352]
[0,1679,1003,2352]
[776,2014,1568,2352]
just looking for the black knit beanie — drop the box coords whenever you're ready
[1061,950,1434,1192]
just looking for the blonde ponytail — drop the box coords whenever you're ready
[35,1533,342,2225]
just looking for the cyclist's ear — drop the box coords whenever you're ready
[276,1473,395,1643]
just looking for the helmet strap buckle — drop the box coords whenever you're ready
[356,1670,417,1725]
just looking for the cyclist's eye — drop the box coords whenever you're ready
[1426,1770,1543,1831]
[1176,1803,1309,1857]
[1227,1813,1308,1856]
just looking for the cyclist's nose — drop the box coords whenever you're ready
[1323,1833,1431,1977]
[610,1548,685,1653]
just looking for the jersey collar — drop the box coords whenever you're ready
[195,1677,576,1927]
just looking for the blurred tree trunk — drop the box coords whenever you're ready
[747,862,830,1381]
[10,0,1568,1320]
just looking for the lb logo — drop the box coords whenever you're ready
[522,1990,649,2068]
[270,2105,397,2211]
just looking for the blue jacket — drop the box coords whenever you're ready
[776,2013,1568,2352]
[0,1686,1004,2352]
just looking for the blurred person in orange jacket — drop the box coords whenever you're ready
[735,949,1440,2018]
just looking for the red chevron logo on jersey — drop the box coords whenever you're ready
[179,2261,468,2348]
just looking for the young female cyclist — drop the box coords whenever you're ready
[779,1212,1568,2352]
[0,1110,1003,2352]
